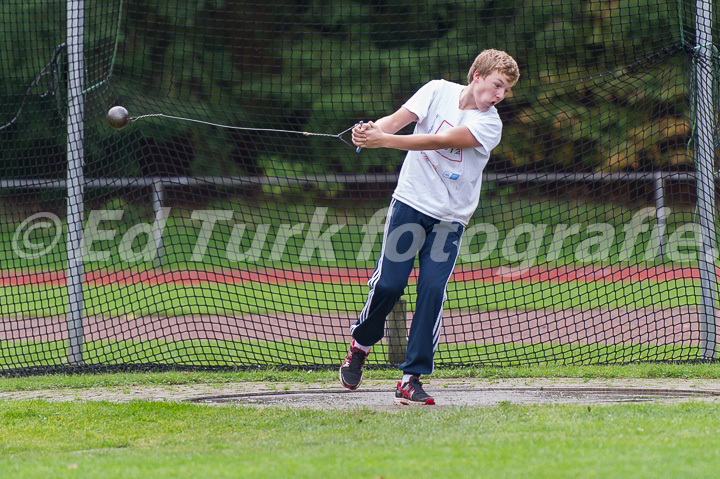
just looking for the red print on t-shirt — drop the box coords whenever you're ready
[433,120,462,162]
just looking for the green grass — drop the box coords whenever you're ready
[0,338,706,371]
[0,278,701,318]
[1,400,719,478]
[0,194,706,272]
[2,197,717,477]
[0,339,347,369]
[449,279,700,310]
[3,365,720,478]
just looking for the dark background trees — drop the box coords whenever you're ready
[0,0,694,182]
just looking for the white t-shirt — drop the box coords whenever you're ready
[392,79,503,225]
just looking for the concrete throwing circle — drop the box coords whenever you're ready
[191,386,720,409]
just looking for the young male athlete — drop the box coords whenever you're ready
[340,49,520,405]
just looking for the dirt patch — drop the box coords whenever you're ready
[3,378,720,410]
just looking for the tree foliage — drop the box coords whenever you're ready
[0,0,696,179]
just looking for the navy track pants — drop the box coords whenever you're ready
[350,198,464,376]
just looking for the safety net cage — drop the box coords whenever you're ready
[1,0,719,374]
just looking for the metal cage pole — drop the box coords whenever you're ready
[694,0,717,359]
[66,0,85,365]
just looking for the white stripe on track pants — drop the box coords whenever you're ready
[350,199,464,376]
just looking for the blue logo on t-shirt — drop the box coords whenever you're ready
[443,171,460,180]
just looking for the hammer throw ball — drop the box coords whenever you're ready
[107,106,130,130]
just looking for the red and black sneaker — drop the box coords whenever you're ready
[339,341,369,390]
[394,376,435,405]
